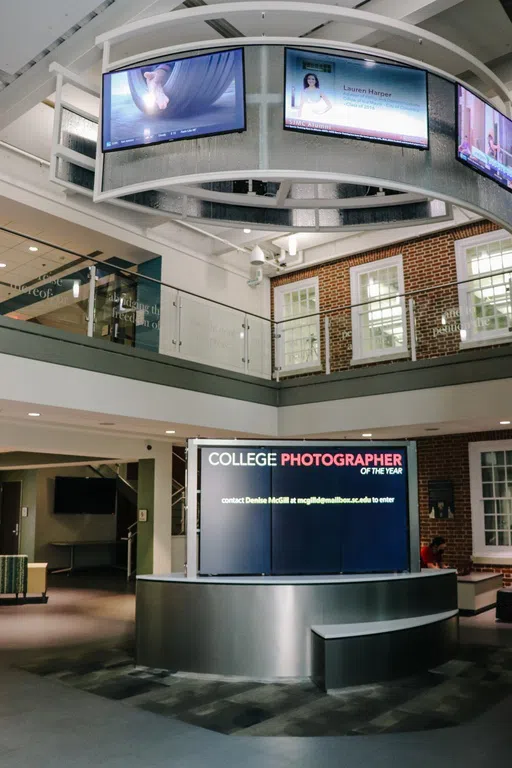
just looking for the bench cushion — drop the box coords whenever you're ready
[0,555,28,594]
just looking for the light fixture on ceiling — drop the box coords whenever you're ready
[72,280,80,298]
[250,245,265,265]
[165,429,176,434]
[28,412,41,417]
[500,421,511,425]
[0,263,6,269]
[29,246,38,252]
[362,433,372,438]
[288,234,298,257]
[243,228,252,234]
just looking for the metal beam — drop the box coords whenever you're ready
[276,181,292,207]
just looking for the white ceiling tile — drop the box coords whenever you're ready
[0,0,104,75]
[0,232,25,248]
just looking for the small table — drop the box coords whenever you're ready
[50,541,118,574]
[457,572,503,615]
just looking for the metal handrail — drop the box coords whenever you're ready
[172,487,185,502]
[3,220,511,331]
[0,224,273,325]
[276,264,512,326]
[172,449,186,464]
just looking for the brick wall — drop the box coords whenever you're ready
[418,430,512,585]
[272,220,502,375]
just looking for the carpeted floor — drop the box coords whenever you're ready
[18,642,512,737]
[4,572,512,738]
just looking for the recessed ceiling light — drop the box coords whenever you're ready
[243,228,251,234]
[0,263,6,268]
[28,412,40,417]
[500,421,511,425]
[165,430,176,434]
[362,433,372,438]
[29,246,38,252]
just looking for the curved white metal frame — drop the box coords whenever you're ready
[96,1,511,107]
[90,4,512,234]
[96,167,512,235]
[105,36,497,116]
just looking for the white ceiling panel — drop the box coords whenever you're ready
[0,103,54,162]
[0,0,105,75]
[202,0,362,38]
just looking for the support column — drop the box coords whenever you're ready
[153,444,173,574]
[136,445,173,575]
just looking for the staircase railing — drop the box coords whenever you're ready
[121,521,138,582]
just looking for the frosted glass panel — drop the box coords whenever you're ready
[179,294,245,374]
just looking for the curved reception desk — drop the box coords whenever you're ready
[136,571,458,684]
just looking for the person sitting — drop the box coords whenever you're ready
[420,536,449,569]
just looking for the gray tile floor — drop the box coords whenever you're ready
[0,572,511,767]
[19,642,512,736]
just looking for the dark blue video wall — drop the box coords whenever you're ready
[199,445,410,575]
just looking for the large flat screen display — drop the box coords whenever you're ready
[284,48,428,149]
[102,48,245,152]
[54,477,117,515]
[199,445,410,575]
[457,84,512,191]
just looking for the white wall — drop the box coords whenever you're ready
[278,378,512,437]
[35,465,117,569]
[0,354,278,438]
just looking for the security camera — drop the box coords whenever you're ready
[145,443,153,451]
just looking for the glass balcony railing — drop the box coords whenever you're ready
[1,225,511,383]
[0,228,273,378]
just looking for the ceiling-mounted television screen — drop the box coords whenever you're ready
[457,84,512,191]
[102,47,246,152]
[284,48,429,149]
[54,477,117,514]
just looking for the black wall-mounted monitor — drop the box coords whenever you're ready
[456,84,512,191]
[53,477,117,515]
[284,47,429,150]
[102,47,246,152]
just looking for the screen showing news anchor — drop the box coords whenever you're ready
[102,48,245,152]
[284,48,428,149]
[457,85,512,191]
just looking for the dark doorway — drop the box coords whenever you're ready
[0,482,21,555]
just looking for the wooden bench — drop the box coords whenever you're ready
[311,610,459,691]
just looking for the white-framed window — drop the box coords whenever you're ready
[274,277,320,374]
[350,255,407,363]
[469,440,512,561]
[456,229,512,347]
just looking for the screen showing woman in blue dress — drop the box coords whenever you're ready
[284,48,428,149]
[299,73,332,120]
